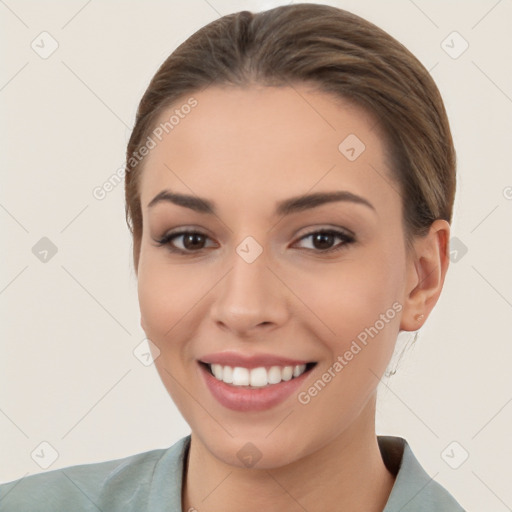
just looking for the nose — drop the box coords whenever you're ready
[209,246,290,338]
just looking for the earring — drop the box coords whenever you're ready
[385,320,423,378]
[412,314,423,344]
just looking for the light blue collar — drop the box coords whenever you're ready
[147,435,464,511]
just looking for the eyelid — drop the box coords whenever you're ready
[295,224,355,240]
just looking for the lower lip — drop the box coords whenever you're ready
[199,363,312,412]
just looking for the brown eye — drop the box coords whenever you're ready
[154,230,215,253]
[181,233,207,250]
[312,232,336,250]
[295,229,355,253]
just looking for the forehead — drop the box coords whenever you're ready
[138,85,398,216]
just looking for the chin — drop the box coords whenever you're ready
[203,434,308,470]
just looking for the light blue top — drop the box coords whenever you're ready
[0,435,465,511]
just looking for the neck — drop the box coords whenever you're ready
[182,394,395,512]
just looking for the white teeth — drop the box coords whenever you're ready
[232,367,250,386]
[211,364,223,380]
[249,367,268,387]
[293,364,304,377]
[268,366,282,384]
[282,366,293,381]
[207,363,308,387]
[223,365,233,383]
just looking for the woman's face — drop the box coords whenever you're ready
[137,84,418,468]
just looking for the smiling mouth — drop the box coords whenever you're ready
[199,361,317,388]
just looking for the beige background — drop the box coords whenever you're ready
[1,0,511,510]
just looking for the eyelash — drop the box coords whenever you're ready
[153,228,355,255]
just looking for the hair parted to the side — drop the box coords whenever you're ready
[125,2,456,271]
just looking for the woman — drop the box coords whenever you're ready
[0,3,465,510]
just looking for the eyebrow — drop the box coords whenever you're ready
[147,189,376,216]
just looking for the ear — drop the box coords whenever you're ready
[400,219,451,332]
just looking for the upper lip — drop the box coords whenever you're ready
[199,351,313,369]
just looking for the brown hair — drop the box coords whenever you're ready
[125,3,456,270]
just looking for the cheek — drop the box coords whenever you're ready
[137,256,192,341]
[136,250,222,352]
[294,254,404,340]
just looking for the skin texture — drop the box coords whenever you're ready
[135,84,450,511]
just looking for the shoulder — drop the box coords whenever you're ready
[0,436,190,512]
[379,436,466,512]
